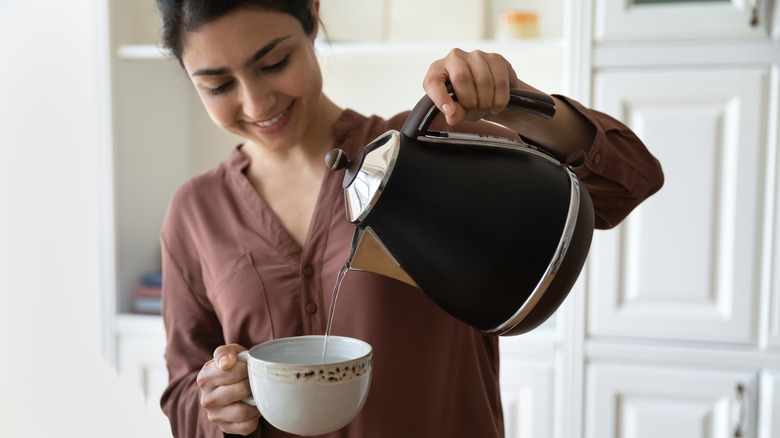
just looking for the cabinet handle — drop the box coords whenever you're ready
[749,0,762,27]
[731,384,747,437]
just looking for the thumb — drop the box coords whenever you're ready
[213,344,243,370]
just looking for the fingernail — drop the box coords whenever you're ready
[442,103,453,115]
[218,355,229,368]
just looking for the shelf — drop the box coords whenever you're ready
[117,313,165,336]
[116,44,170,60]
[116,38,565,61]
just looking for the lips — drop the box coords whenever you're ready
[250,101,294,134]
[256,109,287,127]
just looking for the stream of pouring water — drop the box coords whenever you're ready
[321,264,349,363]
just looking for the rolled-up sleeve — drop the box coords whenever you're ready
[556,95,665,229]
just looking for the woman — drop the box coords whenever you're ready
[156,1,664,437]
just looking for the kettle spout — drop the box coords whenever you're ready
[347,227,417,287]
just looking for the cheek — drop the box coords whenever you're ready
[199,94,236,127]
[283,54,323,98]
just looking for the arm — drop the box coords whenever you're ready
[160,238,228,438]
[160,209,261,437]
[557,95,664,229]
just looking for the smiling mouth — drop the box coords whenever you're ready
[255,107,288,127]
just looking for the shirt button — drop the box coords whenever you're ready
[305,302,318,314]
[593,153,601,164]
[302,265,315,277]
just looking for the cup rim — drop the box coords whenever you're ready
[247,335,372,368]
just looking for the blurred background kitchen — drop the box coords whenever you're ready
[1,0,779,437]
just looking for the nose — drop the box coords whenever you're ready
[239,79,276,120]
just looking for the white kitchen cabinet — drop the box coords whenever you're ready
[593,0,774,42]
[500,359,555,438]
[116,315,172,438]
[586,363,759,438]
[499,332,558,438]
[588,67,769,344]
[582,2,780,438]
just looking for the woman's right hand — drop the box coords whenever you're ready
[197,344,261,435]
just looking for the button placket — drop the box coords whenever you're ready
[300,263,322,330]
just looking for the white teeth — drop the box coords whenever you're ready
[255,110,286,127]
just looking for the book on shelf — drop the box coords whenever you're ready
[132,271,162,315]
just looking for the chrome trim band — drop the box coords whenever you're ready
[419,132,562,166]
[480,168,582,336]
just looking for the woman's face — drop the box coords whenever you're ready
[180,5,323,152]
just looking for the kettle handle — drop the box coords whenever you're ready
[400,87,556,139]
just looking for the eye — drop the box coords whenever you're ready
[204,81,234,96]
[261,54,290,73]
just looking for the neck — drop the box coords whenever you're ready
[299,94,343,161]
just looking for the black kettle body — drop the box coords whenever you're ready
[326,89,594,335]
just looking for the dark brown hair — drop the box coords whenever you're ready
[157,0,316,61]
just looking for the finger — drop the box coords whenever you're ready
[201,380,253,411]
[463,50,496,112]
[483,53,513,114]
[211,401,260,423]
[209,403,261,436]
[424,49,482,126]
[219,417,261,437]
[213,344,246,370]
[197,359,249,391]
[422,58,460,122]
[443,51,479,116]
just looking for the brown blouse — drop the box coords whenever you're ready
[160,96,664,438]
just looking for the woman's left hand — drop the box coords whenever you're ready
[422,48,523,126]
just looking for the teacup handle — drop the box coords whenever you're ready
[236,351,257,407]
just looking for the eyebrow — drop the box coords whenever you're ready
[191,36,290,77]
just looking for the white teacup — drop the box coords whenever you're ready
[237,335,373,436]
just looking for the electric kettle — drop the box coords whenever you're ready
[325,89,594,336]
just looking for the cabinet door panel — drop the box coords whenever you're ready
[117,321,172,438]
[589,68,768,344]
[586,364,758,438]
[594,0,770,42]
[771,259,780,347]
[758,369,780,438]
[770,148,780,348]
[500,360,555,438]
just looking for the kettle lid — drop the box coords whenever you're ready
[325,131,402,224]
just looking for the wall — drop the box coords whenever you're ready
[0,1,148,436]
